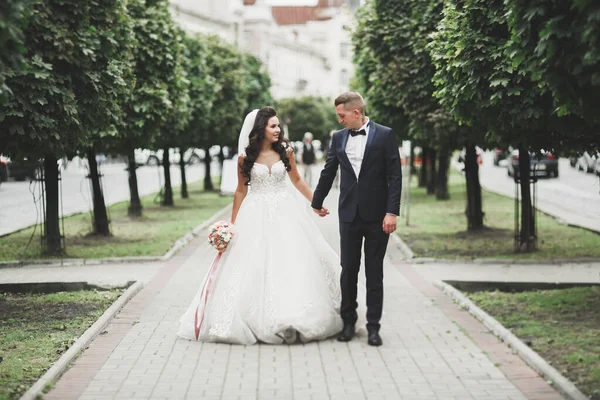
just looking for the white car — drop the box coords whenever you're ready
[575,151,598,173]
[134,148,205,166]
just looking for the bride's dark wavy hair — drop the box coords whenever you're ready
[241,106,292,184]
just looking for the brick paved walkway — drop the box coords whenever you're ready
[42,222,563,400]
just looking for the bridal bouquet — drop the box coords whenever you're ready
[208,221,234,253]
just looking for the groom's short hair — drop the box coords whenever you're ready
[335,91,365,115]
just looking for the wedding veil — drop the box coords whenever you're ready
[237,109,259,157]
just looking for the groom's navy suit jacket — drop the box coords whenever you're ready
[311,122,402,223]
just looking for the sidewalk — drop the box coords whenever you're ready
[0,261,164,288]
[412,261,600,285]
[18,199,560,400]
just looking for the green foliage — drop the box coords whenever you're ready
[0,0,98,159]
[0,0,29,108]
[156,25,191,149]
[353,0,466,147]
[77,0,135,145]
[242,53,273,115]
[196,36,247,149]
[119,0,179,151]
[277,96,339,142]
[507,0,600,125]
[429,0,562,151]
[351,1,410,137]
[180,33,219,151]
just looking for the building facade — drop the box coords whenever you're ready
[169,0,355,100]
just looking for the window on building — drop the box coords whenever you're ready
[340,69,349,87]
[340,43,351,59]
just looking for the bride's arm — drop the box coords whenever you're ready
[231,156,249,224]
[286,149,313,203]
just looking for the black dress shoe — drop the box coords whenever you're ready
[367,330,382,346]
[337,324,355,342]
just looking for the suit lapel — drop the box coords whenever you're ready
[338,129,356,180]
[359,122,377,176]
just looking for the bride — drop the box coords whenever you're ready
[177,106,343,345]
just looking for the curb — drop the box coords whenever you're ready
[19,281,144,400]
[411,257,600,265]
[434,280,590,400]
[390,233,414,260]
[393,235,600,266]
[0,203,233,269]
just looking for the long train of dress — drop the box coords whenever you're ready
[177,160,344,345]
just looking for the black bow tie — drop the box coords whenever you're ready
[349,129,366,137]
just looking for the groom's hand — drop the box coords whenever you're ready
[312,207,330,217]
[382,214,397,234]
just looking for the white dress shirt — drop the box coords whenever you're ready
[345,118,370,179]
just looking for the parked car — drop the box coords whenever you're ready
[574,151,598,173]
[493,148,508,166]
[134,148,205,166]
[507,149,559,178]
[0,156,40,181]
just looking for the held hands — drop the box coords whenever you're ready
[312,207,330,217]
[382,214,397,234]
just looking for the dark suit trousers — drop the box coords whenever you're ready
[339,213,389,331]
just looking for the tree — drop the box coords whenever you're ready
[0,0,97,255]
[507,0,600,127]
[198,37,247,191]
[277,96,338,142]
[119,0,179,215]
[179,33,218,198]
[243,53,273,115]
[154,26,190,207]
[351,2,410,138]
[77,0,135,235]
[0,0,28,123]
[428,0,571,250]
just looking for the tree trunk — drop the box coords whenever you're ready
[204,145,214,191]
[218,147,225,185]
[127,148,142,216]
[435,147,450,200]
[43,154,63,256]
[179,150,188,199]
[161,146,174,206]
[464,143,484,230]
[427,147,436,195]
[518,145,536,252]
[87,148,110,235]
[418,147,427,187]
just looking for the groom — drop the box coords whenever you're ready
[311,91,402,346]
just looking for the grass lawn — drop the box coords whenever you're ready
[398,172,600,260]
[0,289,124,400]
[0,179,232,261]
[467,287,600,400]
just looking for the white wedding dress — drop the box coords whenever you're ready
[178,159,343,345]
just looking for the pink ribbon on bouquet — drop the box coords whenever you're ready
[194,252,223,340]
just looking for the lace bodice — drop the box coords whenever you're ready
[248,160,288,195]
